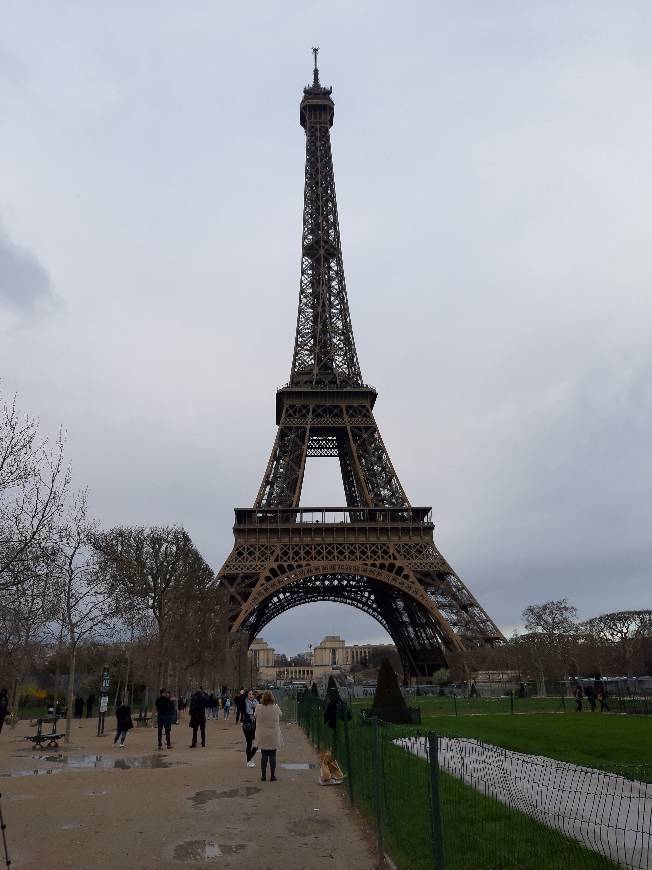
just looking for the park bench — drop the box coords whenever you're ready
[24,717,65,749]
[135,712,151,728]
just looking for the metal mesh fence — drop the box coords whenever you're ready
[298,694,651,869]
[399,691,651,717]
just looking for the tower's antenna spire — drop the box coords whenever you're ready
[312,46,319,86]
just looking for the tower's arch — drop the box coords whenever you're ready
[240,570,455,677]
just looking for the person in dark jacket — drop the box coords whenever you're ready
[234,688,246,724]
[189,690,207,748]
[155,688,175,749]
[323,682,343,731]
[574,683,583,713]
[242,689,259,766]
[0,688,9,734]
[114,697,133,747]
[86,693,96,718]
[74,695,85,719]
[585,684,596,712]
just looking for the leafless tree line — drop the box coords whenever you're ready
[0,388,244,742]
[452,598,652,690]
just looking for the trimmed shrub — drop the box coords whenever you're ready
[371,658,411,724]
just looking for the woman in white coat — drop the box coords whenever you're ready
[253,691,282,781]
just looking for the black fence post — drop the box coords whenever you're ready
[371,717,384,866]
[343,706,353,805]
[428,732,445,870]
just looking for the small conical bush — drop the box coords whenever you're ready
[371,657,410,723]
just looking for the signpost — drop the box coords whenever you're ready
[97,667,109,736]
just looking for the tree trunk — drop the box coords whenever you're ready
[112,672,122,709]
[10,675,19,713]
[65,645,77,743]
[536,670,546,697]
[124,655,131,707]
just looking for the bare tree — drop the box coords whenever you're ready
[523,599,578,636]
[93,525,215,689]
[582,610,652,676]
[54,491,117,742]
[0,390,70,587]
[520,599,579,693]
[0,555,58,707]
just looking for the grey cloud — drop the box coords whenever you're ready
[1,3,650,654]
[0,227,58,314]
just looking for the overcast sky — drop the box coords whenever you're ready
[1,3,650,656]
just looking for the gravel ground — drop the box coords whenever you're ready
[0,714,376,869]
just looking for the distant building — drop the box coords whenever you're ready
[248,634,397,684]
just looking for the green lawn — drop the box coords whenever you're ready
[437,767,617,870]
[338,715,619,870]
[372,740,617,870]
[419,710,652,780]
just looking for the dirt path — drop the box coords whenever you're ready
[0,714,376,869]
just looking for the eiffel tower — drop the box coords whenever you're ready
[217,51,503,678]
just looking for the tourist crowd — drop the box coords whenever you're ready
[113,686,283,781]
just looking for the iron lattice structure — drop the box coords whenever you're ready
[217,53,503,677]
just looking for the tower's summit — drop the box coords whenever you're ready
[292,48,359,388]
[300,47,334,128]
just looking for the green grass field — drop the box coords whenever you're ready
[352,696,652,779]
[367,737,618,870]
[419,710,652,780]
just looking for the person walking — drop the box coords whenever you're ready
[0,688,10,734]
[234,688,246,724]
[86,693,96,718]
[598,685,610,712]
[189,689,207,748]
[242,689,259,767]
[155,688,175,750]
[114,697,133,747]
[223,695,231,720]
[574,683,583,713]
[585,684,596,712]
[254,691,282,781]
[73,695,84,719]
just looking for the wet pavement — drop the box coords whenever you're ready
[0,717,376,869]
[189,786,261,807]
[2,752,181,777]
[173,840,247,861]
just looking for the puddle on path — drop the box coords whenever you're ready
[2,754,179,777]
[280,762,317,770]
[173,840,246,861]
[189,786,260,807]
[288,817,334,836]
[61,823,82,830]
[2,768,62,778]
